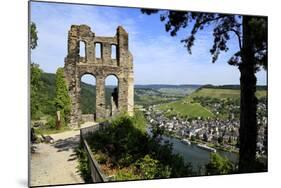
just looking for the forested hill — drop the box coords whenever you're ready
[37,73,201,115]
[192,85,267,99]
[200,84,267,90]
[38,73,115,115]
[37,73,266,116]
[135,84,201,89]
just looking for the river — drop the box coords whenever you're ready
[147,128,238,172]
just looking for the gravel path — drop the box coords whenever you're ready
[30,122,96,187]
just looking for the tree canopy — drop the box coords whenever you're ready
[30,22,42,120]
[30,22,38,50]
[205,153,234,175]
[141,10,267,70]
[31,63,43,119]
[141,9,268,173]
[54,68,71,126]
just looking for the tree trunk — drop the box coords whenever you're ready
[238,16,258,173]
[56,110,61,130]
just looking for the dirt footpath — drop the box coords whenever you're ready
[30,122,96,187]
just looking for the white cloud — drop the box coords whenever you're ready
[31,3,139,74]
[31,2,267,85]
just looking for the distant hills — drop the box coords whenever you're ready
[191,87,267,99]
[201,84,267,90]
[38,73,115,115]
[135,84,201,89]
[157,84,267,120]
[36,72,267,116]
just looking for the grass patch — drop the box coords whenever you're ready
[191,88,241,99]
[33,115,71,135]
[34,125,71,135]
[191,88,267,99]
[158,101,214,119]
[256,90,267,98]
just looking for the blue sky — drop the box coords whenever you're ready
[30,1,267,85]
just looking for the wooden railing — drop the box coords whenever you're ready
[80,123,109,183]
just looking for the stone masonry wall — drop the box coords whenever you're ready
[64,25,134,128]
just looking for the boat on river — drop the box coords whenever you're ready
[181,138,191,145]
[197,144,217,153]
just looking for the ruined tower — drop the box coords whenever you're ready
[64,25,134,128]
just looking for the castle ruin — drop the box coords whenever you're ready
[64,25,134,128]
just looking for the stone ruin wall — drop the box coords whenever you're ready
[64,25,134,128]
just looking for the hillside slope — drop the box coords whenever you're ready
[157,85,267,119]
[190,87,266,99]
[37,73,195,115]
[38,73,115,115]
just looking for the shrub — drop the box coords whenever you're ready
[132,110,147,133]
[81,113,193,181]
[46,116,56,129]
[75,146,92,183]
[135,154,159,179]
[94,151,108,164]
[205,153,234,175]
[118,153,134,167]
[115,166,141,181]
[31,63,43,120]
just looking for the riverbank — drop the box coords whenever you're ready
[147,127,239,173]
[163,130,239,154]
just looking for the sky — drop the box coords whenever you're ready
[30,1,267,85]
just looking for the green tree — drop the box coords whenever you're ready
[30,63,42,119]
[54,68,71,128]
[190,135,195,141]
[136,154,160,179]
[30,22,38,50]
[218,136,223,144]
[203,133,208,142]
[205,153,234,175]
[30,22,41,119]
[141,10,267,172]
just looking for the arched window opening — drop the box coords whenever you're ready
[79,41,86,57]
[80,74,96,120]
[111,44,117,59]
[105,75,119,116]
[95,43,102,58]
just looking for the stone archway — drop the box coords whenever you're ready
[63,25,134,128]
[80,73,96,121]
[105,74,119,117]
